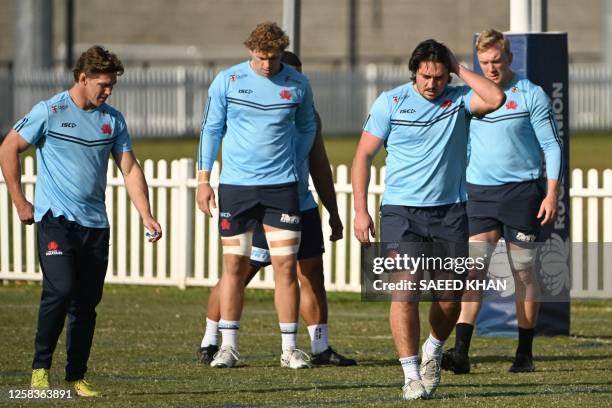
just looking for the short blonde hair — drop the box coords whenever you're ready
[475,29,511,55]
[244,22,290,53]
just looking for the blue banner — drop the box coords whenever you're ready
[473,33,571,337]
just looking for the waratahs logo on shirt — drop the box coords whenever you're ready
[279,89,292,100]
[46,241,63,256]
[220,219,232,231]
[506,100,518,110]
[511,86,520,93]
[50,105,68,114]
[101,124,113,135]
[441,99,453,109]
[392,96,400,104]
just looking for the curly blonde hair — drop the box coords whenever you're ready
[475,29,511,55]
[72,45,124,82]
[244,22,290,53]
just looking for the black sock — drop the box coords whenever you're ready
[454,323,474,355]
[517,327,535,357]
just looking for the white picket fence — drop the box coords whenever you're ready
[3,63,612,136]
[0,158,611,298]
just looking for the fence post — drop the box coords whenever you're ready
[170,159,194,289]
[176,66,187,136]
[570,169,583,295]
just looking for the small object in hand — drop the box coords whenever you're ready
[145,229,159,238]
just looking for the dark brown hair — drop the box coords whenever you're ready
[72,45,124,82]
[408,39,452,83]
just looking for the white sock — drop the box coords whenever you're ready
[424,333,445,358]
[307,324,329,354]
[200,318,219,347]
[219,319,240,350]
[279,322,298,352]
[400,355,420,383]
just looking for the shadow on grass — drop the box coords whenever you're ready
[471,353,612,364]
[123,382,401,397]
[441,387,612,399]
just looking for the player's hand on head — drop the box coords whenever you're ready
[353,211,375,245]
[537,194,558,225]
[196,183,216,218]
[16,200,34,225]
[329,213,344,241]
[143,217,163,242]
[446,46,460,75]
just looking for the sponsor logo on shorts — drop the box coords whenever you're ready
[515,232,536,243]
[46,240,63,256]
[280,213,300,224]
[220,219,232,231]
[220,212,231,218]
[251,246,271,263]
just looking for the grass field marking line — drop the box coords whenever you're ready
[569,335,612,345]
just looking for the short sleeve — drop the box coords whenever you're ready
[112,112,132,155]
[13,102,48,145]
[462,86,474,117]
[363,92,392,140]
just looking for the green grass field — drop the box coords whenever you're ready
[0,284,610,407]
[124,132,612,171]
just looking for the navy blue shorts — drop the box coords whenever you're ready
[380,203,468,243]
[466,179,545,243]
[250,207,325,268]
[379,204,468,300]
[218,183,301,237]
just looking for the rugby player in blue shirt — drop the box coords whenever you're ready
[197,23,317,369]
[442,29,562,375]
[0,46,162,397]
[352,39,504,400]
[197,51,355,367]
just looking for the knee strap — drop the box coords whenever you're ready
[265,229,301,256]
[222,231,253,256]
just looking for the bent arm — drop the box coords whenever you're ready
[0,130,34,223]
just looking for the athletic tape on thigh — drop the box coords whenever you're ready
[222,231,253,256]
[265,229,301,256]
[468,240,496,260]
[506,245,537,271]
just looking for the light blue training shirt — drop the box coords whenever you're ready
[296,111,321,212]
[14,90,132,228]
[467,75,563,186]
[364,83,473,207]
[198,61,316,186]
